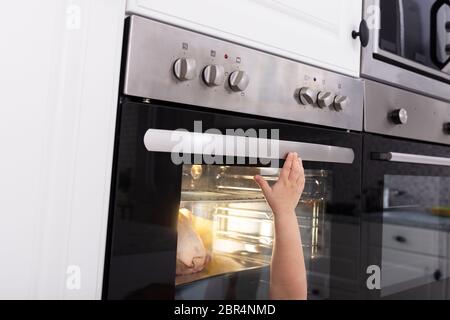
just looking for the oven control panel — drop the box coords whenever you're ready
[365,80,450,145]
[123,15,364,131]
[173,58,251,92]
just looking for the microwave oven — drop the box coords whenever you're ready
[361,0,450,102]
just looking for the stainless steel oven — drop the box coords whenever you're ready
[102,15,364,300]
[362,80,450,299]
[361,0,450,102]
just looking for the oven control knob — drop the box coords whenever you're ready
[443,123,450,135]
[229,70,250,92]
[333,95,349,111]
[203,65,225,87]
[317,91,334,108]
[299,87,317,105]
[390,108,408,125]
[173,58,197,81]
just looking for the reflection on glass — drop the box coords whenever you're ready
[379,0,450,73]
[383,174,450,212]
[175,164,331,299]
[380,174,450,298]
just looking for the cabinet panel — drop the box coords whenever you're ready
[0,0,126,299]
[381,247,447,298]
[383,224,448,258]
[126,0,363,76]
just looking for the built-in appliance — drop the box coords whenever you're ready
[362,80,450,299]
[361,0,450,102]
[102,15,364,300]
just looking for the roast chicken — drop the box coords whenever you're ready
[176,208,210,275]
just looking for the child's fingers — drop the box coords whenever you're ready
[297,157,305,191]
[280,152,294,181]
[298,156,304,171]
[297,157,305,181]
[254,175,272,196]
[289,153,301,182]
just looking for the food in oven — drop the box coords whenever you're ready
[176,165,331,286]
[176,208,211,275]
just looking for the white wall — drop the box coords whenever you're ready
[0,0,126,299]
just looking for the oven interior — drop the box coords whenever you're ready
[175,164,332,299]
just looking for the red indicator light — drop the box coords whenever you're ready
[224,54,228,59]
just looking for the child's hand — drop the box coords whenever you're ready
[254,152,305,218]
[258,153,308,300]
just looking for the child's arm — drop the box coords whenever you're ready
[254,152,307,300]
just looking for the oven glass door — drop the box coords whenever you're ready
[377,0,450,76]
[362,134,450,299]
[103,100,362,300]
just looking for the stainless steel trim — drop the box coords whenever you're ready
[443,62,450,73]
[375,48,450,81]
[364,79,450,145]
[143,129,355,164]
[398,0,405,56]
[123,15,364,132]
[374,152,450,167]
[361,0,450,102]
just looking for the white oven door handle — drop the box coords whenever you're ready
[373,152,450,167]
[143,129,355,164]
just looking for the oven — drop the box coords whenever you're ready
[362,80,450,299]
[102,15,364,300]
[361,0,450,101]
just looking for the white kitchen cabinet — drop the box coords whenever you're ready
[0,0,126,299]
[126,0,363,76]
[365,223,449,299]
[381,248,447,298]
[383,224,448,258]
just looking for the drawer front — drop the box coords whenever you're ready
[383,224,447,257]
[381,248,447,298]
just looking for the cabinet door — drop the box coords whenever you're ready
[383,224,448,257]
[126,0,363,76]
[381,248,447,299]
[0,0,126,299]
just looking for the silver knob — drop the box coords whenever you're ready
[173,57,197,81]
[202,65,225,87]
[317,91,334,108]
[229,70,250,92]
[299,87,317,105]
[333,95,349,111]
[390,108,408,125]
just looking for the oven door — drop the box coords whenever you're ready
[362,0,450,101]
[362,134,450,299]
[103,100,362,300]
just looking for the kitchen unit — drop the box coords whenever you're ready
[361,0,450,101]
[361,80,450,299]
[103,15,364,300]
[3,0,450,301]
[1,0,366,300]
[359,0,450,299]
